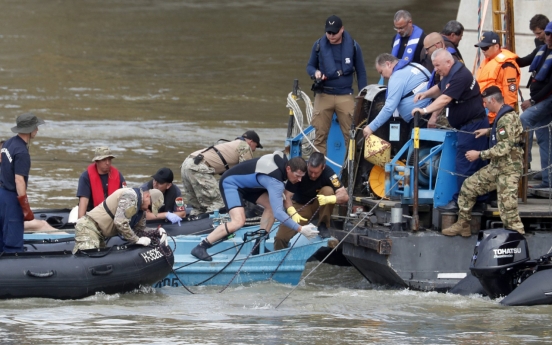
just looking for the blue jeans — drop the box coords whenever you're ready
[520,96,552,186]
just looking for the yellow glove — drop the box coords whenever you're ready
[286,206,307,224]
[317,194,337,206]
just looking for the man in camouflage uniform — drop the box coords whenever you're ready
[180,130,262,215]
[442,86,524,236]
[72,188,165,253]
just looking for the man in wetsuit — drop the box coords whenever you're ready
[190,152,319,261]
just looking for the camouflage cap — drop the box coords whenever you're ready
[149,189,164,216]
[92,146,116,162]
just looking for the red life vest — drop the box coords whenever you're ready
[87,163,122,207]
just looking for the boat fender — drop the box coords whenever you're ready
[68,205,79,224]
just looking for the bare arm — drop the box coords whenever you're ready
[335,187,349,204]
[78,196,89,219]
[15,174,26,197]
[145,210,187,220]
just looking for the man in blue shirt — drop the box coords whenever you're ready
[363,53,431,139]
[0,113,45,252]
[306,15,367,155]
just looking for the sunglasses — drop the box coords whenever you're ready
[480,46,490,51]
[326,31,338,36]
[425,43,437,52]
[546,32,552,36]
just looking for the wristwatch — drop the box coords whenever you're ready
[530,99,536,106]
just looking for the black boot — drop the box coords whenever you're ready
[191,238,213,261]
[318,223,331,239]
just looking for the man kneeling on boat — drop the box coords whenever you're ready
[190,152,319,261]
[72,188,166,253]
[274,152,348,250]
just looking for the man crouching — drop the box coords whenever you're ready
[73,188,166,253]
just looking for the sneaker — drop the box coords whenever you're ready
[318,223,331,239]
[191,239,213,261]
[442,220,471,237]
[437,200,459,211]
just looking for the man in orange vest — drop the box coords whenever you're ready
[475,31,521,124]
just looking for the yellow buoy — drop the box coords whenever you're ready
[364,134,391,167]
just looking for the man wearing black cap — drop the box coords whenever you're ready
[0,112,45,252]
[519,21,552,189]
[181,130,261,215]
[474,31,520,124]
[306,15,367,155]
[141,167,186,223]
[442,86,524,236]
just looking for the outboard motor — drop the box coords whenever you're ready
[470,228,529,299]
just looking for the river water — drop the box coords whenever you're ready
[2,0,552,343]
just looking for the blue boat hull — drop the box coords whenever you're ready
[156,225,329,287]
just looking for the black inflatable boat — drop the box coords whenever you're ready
[0,238,174,300]
[33,208,215,236]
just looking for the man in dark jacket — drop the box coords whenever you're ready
[306,15,367,155]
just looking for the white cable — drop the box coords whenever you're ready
[286,92,343,169]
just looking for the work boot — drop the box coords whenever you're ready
[318,222,330,239]
[442,220,471,237]
[191,238,213,261]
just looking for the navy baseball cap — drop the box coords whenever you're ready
[474,31,500,48]
[325,15,342,34]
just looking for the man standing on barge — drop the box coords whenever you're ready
[412,49,489,211]
[442,86,524,236]
[306,15,367,155]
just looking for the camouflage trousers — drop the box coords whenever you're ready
[72,216,107,254]
[458,164,524,233]
[181,157,224,215]
[273,186,335,251]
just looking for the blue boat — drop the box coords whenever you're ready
[155,225,329,288]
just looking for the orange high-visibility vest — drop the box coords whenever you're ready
[476,49,521,123]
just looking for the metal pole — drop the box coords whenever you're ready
[286,79,299,139]
[346,122,355,217]
[412,112,420,231]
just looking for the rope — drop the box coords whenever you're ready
[275,178,402,308]
[287,92,343,169]
[472,0,490,75]
[268,196,321,281]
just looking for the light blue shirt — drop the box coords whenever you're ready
[368,63,432,132]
